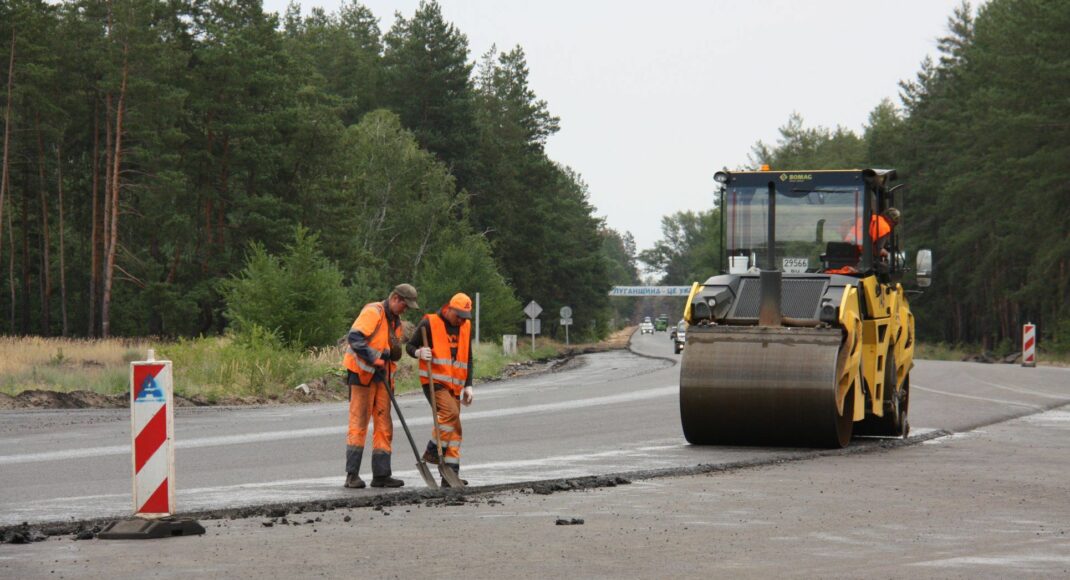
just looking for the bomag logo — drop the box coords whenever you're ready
[779,173,812,182]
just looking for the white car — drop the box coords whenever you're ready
[639,317,654,334]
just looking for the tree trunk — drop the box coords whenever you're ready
[34,112,52,336]
[56,144,68,336]
[88,98,101,337]
[100,92,113,337]
[6,204,14,332]
[0,28,14,262]
[102,45,128,339]
[20,168,30,334]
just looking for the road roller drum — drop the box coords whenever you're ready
[680,326,853,448]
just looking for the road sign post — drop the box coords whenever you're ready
[475,292,481,345]
[524,300,542,353]
[560,306,573,346]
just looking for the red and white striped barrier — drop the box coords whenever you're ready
[1022,323,1037,368]
[130,350,175,517]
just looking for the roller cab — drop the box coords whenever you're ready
[680,169,920,448]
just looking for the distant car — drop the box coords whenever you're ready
[640,317,654,335]
[673,320,687,354]
[654,317,668,332]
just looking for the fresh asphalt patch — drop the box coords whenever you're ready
[0,425,951,543]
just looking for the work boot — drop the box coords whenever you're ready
[422,441,439,465]
[370,450,404,488]
[344,446,365,489]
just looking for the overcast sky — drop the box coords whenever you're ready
[264,0,969,253]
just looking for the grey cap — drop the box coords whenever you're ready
[392,283,419,309]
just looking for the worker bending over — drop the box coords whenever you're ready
[341,283,419,489]
[407,293,475,486]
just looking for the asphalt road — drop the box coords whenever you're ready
[2,331,1068,529]
[4,331,1070,578]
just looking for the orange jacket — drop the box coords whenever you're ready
[420,313,471,396]
[343,302,403,385]
[846,215,893,245]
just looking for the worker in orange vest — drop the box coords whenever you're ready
[828,208,900,274]
[407,293,474,486]
[341,283,419,489]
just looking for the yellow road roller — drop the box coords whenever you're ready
[680,168,932,448]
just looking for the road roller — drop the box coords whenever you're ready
[680,168,932,448]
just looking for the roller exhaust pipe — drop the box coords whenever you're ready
[759,269,782,327]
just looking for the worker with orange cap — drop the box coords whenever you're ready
[406,292,475,486]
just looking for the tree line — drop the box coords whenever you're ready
[0,0,641,344]
[642,0,1070,352]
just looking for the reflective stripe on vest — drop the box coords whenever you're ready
[420,313,470,395]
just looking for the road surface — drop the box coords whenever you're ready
[2,331,1070,577]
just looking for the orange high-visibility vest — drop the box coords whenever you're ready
[845,215,893,245]
[420,314,470,396]
[343,302,402,386]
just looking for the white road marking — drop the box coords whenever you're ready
[965,375,1070,400]
[0,441,690,523]
[910,554,1070,568]
[0,386,678,466]
[912,383,1043,410]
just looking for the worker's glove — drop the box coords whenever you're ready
[373,358,386,368]
[414,347,432,361]
[462,386,474,406]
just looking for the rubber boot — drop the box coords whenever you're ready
[441,464,468,488]
[344,446,365,489]
[370,450,404,488]
[422,441,439,465]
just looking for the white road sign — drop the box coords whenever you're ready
[525,319,541,334]
[560,306,572,319]
[608,286,692,297]
[524,300,542,319]
[560,318,573,326]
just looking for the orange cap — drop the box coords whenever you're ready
[449,293,473,319]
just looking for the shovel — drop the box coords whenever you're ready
[422,327,466,489]
[384,363,438,489]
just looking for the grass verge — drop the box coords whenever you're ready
[0,333,594,402]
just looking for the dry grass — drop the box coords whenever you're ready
[0,330,620,400]
[0,336,154,395]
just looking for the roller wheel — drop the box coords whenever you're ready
[832,379,855,448]
[892,373,910,438]
[857,349,908,437]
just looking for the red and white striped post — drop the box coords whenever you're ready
[130,350,175,516]
[1022,323,1037,368]
[99,350,203,539]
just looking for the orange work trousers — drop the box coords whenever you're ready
[348,379,393,453]
[427,386,462,467]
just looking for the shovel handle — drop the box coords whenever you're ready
[422,328,448,460]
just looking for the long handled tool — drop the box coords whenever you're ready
[422,328,465,488]
[385,363,438,489]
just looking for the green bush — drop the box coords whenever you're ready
[416,235,521,339]
[220,227,351,348]
[160,334,336,400]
